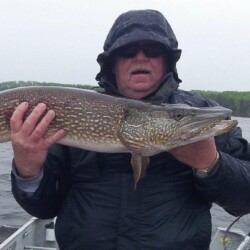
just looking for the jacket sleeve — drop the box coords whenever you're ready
[11,144,72,219]
[194,126,250,216]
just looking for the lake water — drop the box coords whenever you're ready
[0,116,249,234]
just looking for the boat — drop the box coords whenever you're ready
[0,217,58,250]
[210,227,250,250]
[1,217,250,250]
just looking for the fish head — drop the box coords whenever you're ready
[148,104,238,151]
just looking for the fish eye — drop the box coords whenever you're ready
[174,112,184,121]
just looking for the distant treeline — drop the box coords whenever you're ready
[192,90,250,117]
[0,81,103,92]
[0,81,249,117]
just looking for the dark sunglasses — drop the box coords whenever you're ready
[114,44,167,58]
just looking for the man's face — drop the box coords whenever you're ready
[113,41,168,100]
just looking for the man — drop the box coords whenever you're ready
[10,9,250,250]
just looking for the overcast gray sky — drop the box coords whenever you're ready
[0,0,249,91]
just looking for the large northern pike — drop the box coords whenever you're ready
[0,87,237,186]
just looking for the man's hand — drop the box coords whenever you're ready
[170,137,218,170]
[10,102,65,178]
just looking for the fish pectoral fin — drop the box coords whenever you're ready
[131,154,149,189]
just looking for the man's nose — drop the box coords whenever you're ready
[134,50,148,60]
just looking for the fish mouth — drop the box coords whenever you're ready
[167,106,238,148]
[179,119,237,141]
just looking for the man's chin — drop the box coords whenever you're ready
[130,85,151,94]
[126,86,154,99]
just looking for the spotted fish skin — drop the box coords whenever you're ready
[0,86,238,185]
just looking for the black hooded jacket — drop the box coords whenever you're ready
[11,10,250,250]
[96,9,182,102]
